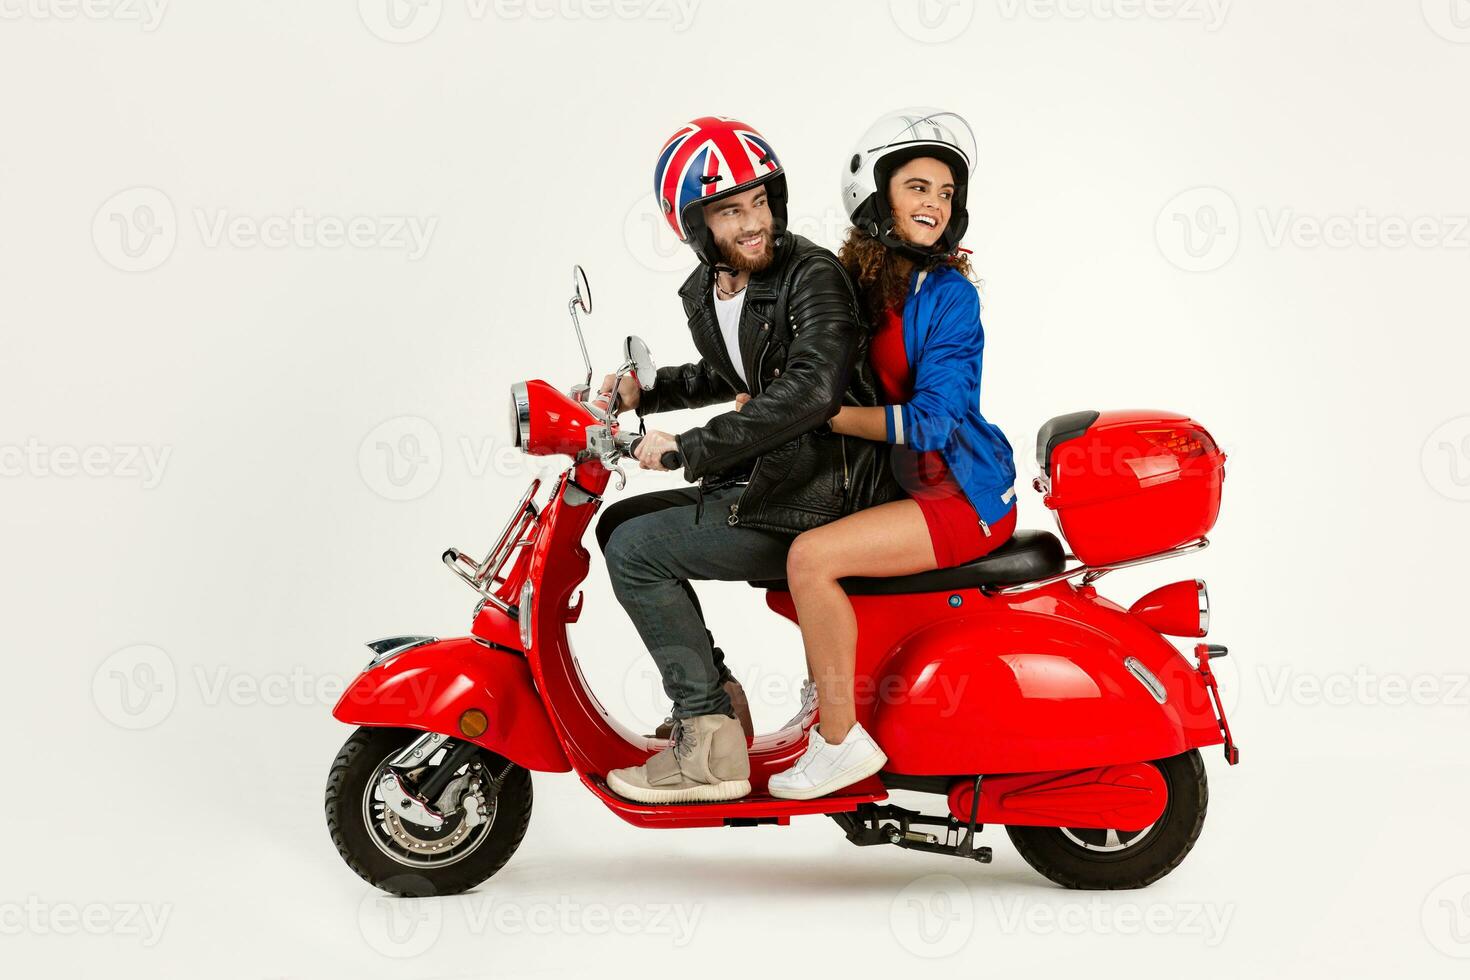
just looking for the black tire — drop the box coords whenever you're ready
[325,727,532,896]
[1005,750,1208,890]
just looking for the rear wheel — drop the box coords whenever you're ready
[1006,750,1207,890]
[325,727,532,896]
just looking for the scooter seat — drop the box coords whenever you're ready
[751,529,1066,596]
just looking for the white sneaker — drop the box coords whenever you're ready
[766,722,887,800]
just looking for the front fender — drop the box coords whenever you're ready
[333,636,570,772]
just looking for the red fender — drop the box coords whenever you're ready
[333,637,570,772]
[869,602,1218,775]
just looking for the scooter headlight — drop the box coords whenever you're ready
[510,381,532,452]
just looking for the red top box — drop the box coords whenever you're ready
[1037,410,1226,566]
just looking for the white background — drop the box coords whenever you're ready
[3,0,1468,976]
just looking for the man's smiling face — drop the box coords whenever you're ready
[703,185,775,271]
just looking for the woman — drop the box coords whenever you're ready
[766,109,1018,800]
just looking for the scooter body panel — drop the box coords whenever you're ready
[333,636,571,772]
[766,581,1224,776]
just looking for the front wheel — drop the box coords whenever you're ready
[1006,750,1208,890]
[325,727,532,895]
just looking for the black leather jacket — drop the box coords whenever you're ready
[636,233,902,535]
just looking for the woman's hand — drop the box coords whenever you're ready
[828,406,888,441]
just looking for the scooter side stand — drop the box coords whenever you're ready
[828,777,992,864]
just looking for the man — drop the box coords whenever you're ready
[596,116,900,804]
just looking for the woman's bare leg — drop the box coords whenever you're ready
[784,500,938,744]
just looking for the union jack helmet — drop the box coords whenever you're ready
[653,115,788,266]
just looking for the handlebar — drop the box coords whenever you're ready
[628,435,683,471]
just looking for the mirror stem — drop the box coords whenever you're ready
[568,298,593,393]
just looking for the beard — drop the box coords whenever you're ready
[713,227,775,273]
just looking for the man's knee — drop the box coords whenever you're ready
[602,521,641,589]
[595,499,636,554]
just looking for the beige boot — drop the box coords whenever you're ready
[651,679,754,741]
[608,714,752,804]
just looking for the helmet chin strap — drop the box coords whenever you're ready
[869,218,954,267]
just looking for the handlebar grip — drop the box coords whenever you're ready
[627,437,684,471]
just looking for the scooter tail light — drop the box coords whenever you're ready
[1128,579,1209,638]
[1138,426,1217,459]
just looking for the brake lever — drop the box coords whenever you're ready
[600,451,627,490]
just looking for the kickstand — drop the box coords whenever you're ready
[961,775,984,857]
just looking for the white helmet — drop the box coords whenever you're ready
[841,107,977,262]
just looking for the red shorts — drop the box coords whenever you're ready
[916,493,1017,568]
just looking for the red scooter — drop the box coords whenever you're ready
[325,265,1240,895]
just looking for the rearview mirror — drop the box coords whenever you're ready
[572,265,592,315]
[624,336,657,391]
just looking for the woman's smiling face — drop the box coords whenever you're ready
[886,156,955,248]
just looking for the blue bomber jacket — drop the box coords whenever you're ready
[881,264,1018,528]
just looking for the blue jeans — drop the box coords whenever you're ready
[602,485,792,720]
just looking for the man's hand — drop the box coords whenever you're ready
[634,430,679,471]
[734,393,752,412]
[593,372,641,414]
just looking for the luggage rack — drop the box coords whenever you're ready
[986,536,1209,595]
[442,479,542,615]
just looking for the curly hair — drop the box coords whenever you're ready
[837,227,974,323]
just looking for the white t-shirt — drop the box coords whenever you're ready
[713,285,748,386]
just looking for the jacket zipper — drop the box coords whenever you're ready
[727,322,774,527]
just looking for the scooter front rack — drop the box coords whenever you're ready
[443,478,542,614]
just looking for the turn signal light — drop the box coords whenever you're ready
[459,709,489,739]
[1129,579,1209,637]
